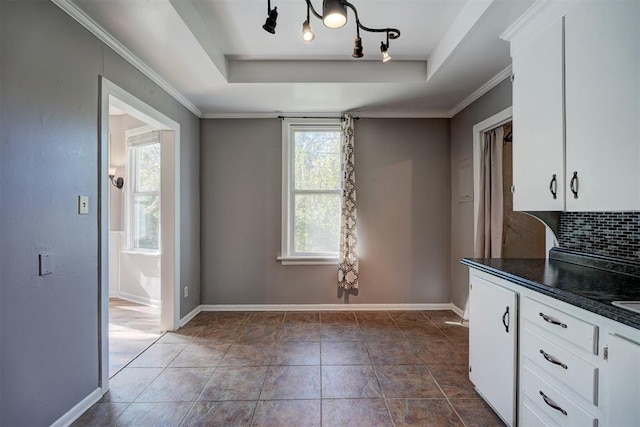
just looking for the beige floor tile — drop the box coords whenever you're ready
[182,401,256,427]
[252,400,321,427]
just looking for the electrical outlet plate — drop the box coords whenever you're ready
[78,195,89,214]
[184,286,189,298]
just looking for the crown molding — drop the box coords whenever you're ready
[500,0,557,42]
[201,111,452,119]
[448,65,512,118]
[51,0,202,118]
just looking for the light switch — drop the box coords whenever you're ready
[78,195,89,214]
[39,253,53,276]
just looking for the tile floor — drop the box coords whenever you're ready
[109,298,162,377]
[75,310,504,426]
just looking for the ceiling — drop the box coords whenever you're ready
[56,0,534,118]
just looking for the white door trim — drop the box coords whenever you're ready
[472,106,557,256]
[99,77,181,394]
[472,107,513,252]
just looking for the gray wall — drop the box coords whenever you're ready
[450,78,513,309]
[0,1,200,425]
[200,118,451,305]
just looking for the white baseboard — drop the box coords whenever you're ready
[180,305,202,327]
[51,387,102,427]
[199,303,456,312]
[111,291,161,308]
[450,303,464,317]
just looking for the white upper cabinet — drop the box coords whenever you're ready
[505,0,640,211]
[564,0,640,211]
[512,19,564,211]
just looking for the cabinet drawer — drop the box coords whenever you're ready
[522,365,597,427]
[521,399,553,427]
[522,327,598,405]
[522,297,598,354]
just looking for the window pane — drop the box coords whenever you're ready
[294,193,340,254]
[294,130,341,190]
[134,194,160,250]
[135,143,161,192]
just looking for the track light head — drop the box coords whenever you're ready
[302,20,315,42]
[352,36,363,58]
[380,41,391,62]
[323,0,347,29]
[263,6,278,34]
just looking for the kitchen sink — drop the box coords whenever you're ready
[612,301,640,314]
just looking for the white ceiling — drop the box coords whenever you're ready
[58,0,534,117]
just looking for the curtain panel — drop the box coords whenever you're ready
[338,114,359,289]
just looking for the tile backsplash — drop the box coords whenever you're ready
[557,212,640,261]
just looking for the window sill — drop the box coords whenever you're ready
[121,250,161,256]
[277,256,339,266]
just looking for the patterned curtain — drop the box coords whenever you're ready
[338,114,359,289]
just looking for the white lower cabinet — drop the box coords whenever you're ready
[468,275,518,426]
[606,333,640,426]
[468,268,640,426]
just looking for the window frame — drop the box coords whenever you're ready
[278,118,342,265]
[124,126,162,254]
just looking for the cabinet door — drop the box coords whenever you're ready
[607,333,640,426]
[565,0,640,210]
[512,18,565,211]
[469,275,518,426]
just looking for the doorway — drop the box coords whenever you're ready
[99,77,181,392]
[107,110,163,376]
[472,107,552,258]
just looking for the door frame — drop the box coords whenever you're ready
[472,106,557,255]
[99,76,181,392]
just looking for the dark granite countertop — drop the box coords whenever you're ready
[461,249,640,330]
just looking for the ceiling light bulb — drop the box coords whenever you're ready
[323,0,347,29]
[302,20,315,42]
[380,42,391,63]
[352,36,363,58]
[262,6,278,34]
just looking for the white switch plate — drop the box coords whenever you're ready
[184,286,189,298]
[78,195,89,214]
[39,253,53,276]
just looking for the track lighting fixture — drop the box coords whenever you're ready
[323,0,347,29]
[352,35,363,58]
[262,3,278,34]
[380,41,390,63]
[262,0,400,61]
[302,3,315,42]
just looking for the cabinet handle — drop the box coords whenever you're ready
[539,391,568,416]
[549,174,557,199]
[502,306,510,333]
[570,171,579,199]
[539,312,568,328]
[539,349,568,369]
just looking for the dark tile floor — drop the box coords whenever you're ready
[74,310,504,426]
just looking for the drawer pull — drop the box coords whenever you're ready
[539,391,568,416]
[539,349,568,369]
[539,312,568,328]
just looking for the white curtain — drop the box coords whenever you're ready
[474,126,504,258]
[338,114,359,289]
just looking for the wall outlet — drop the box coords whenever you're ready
[78,195,89,214]
[184,286,188,298]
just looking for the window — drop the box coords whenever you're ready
[279,119,342,265]
[127,129,161,252]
